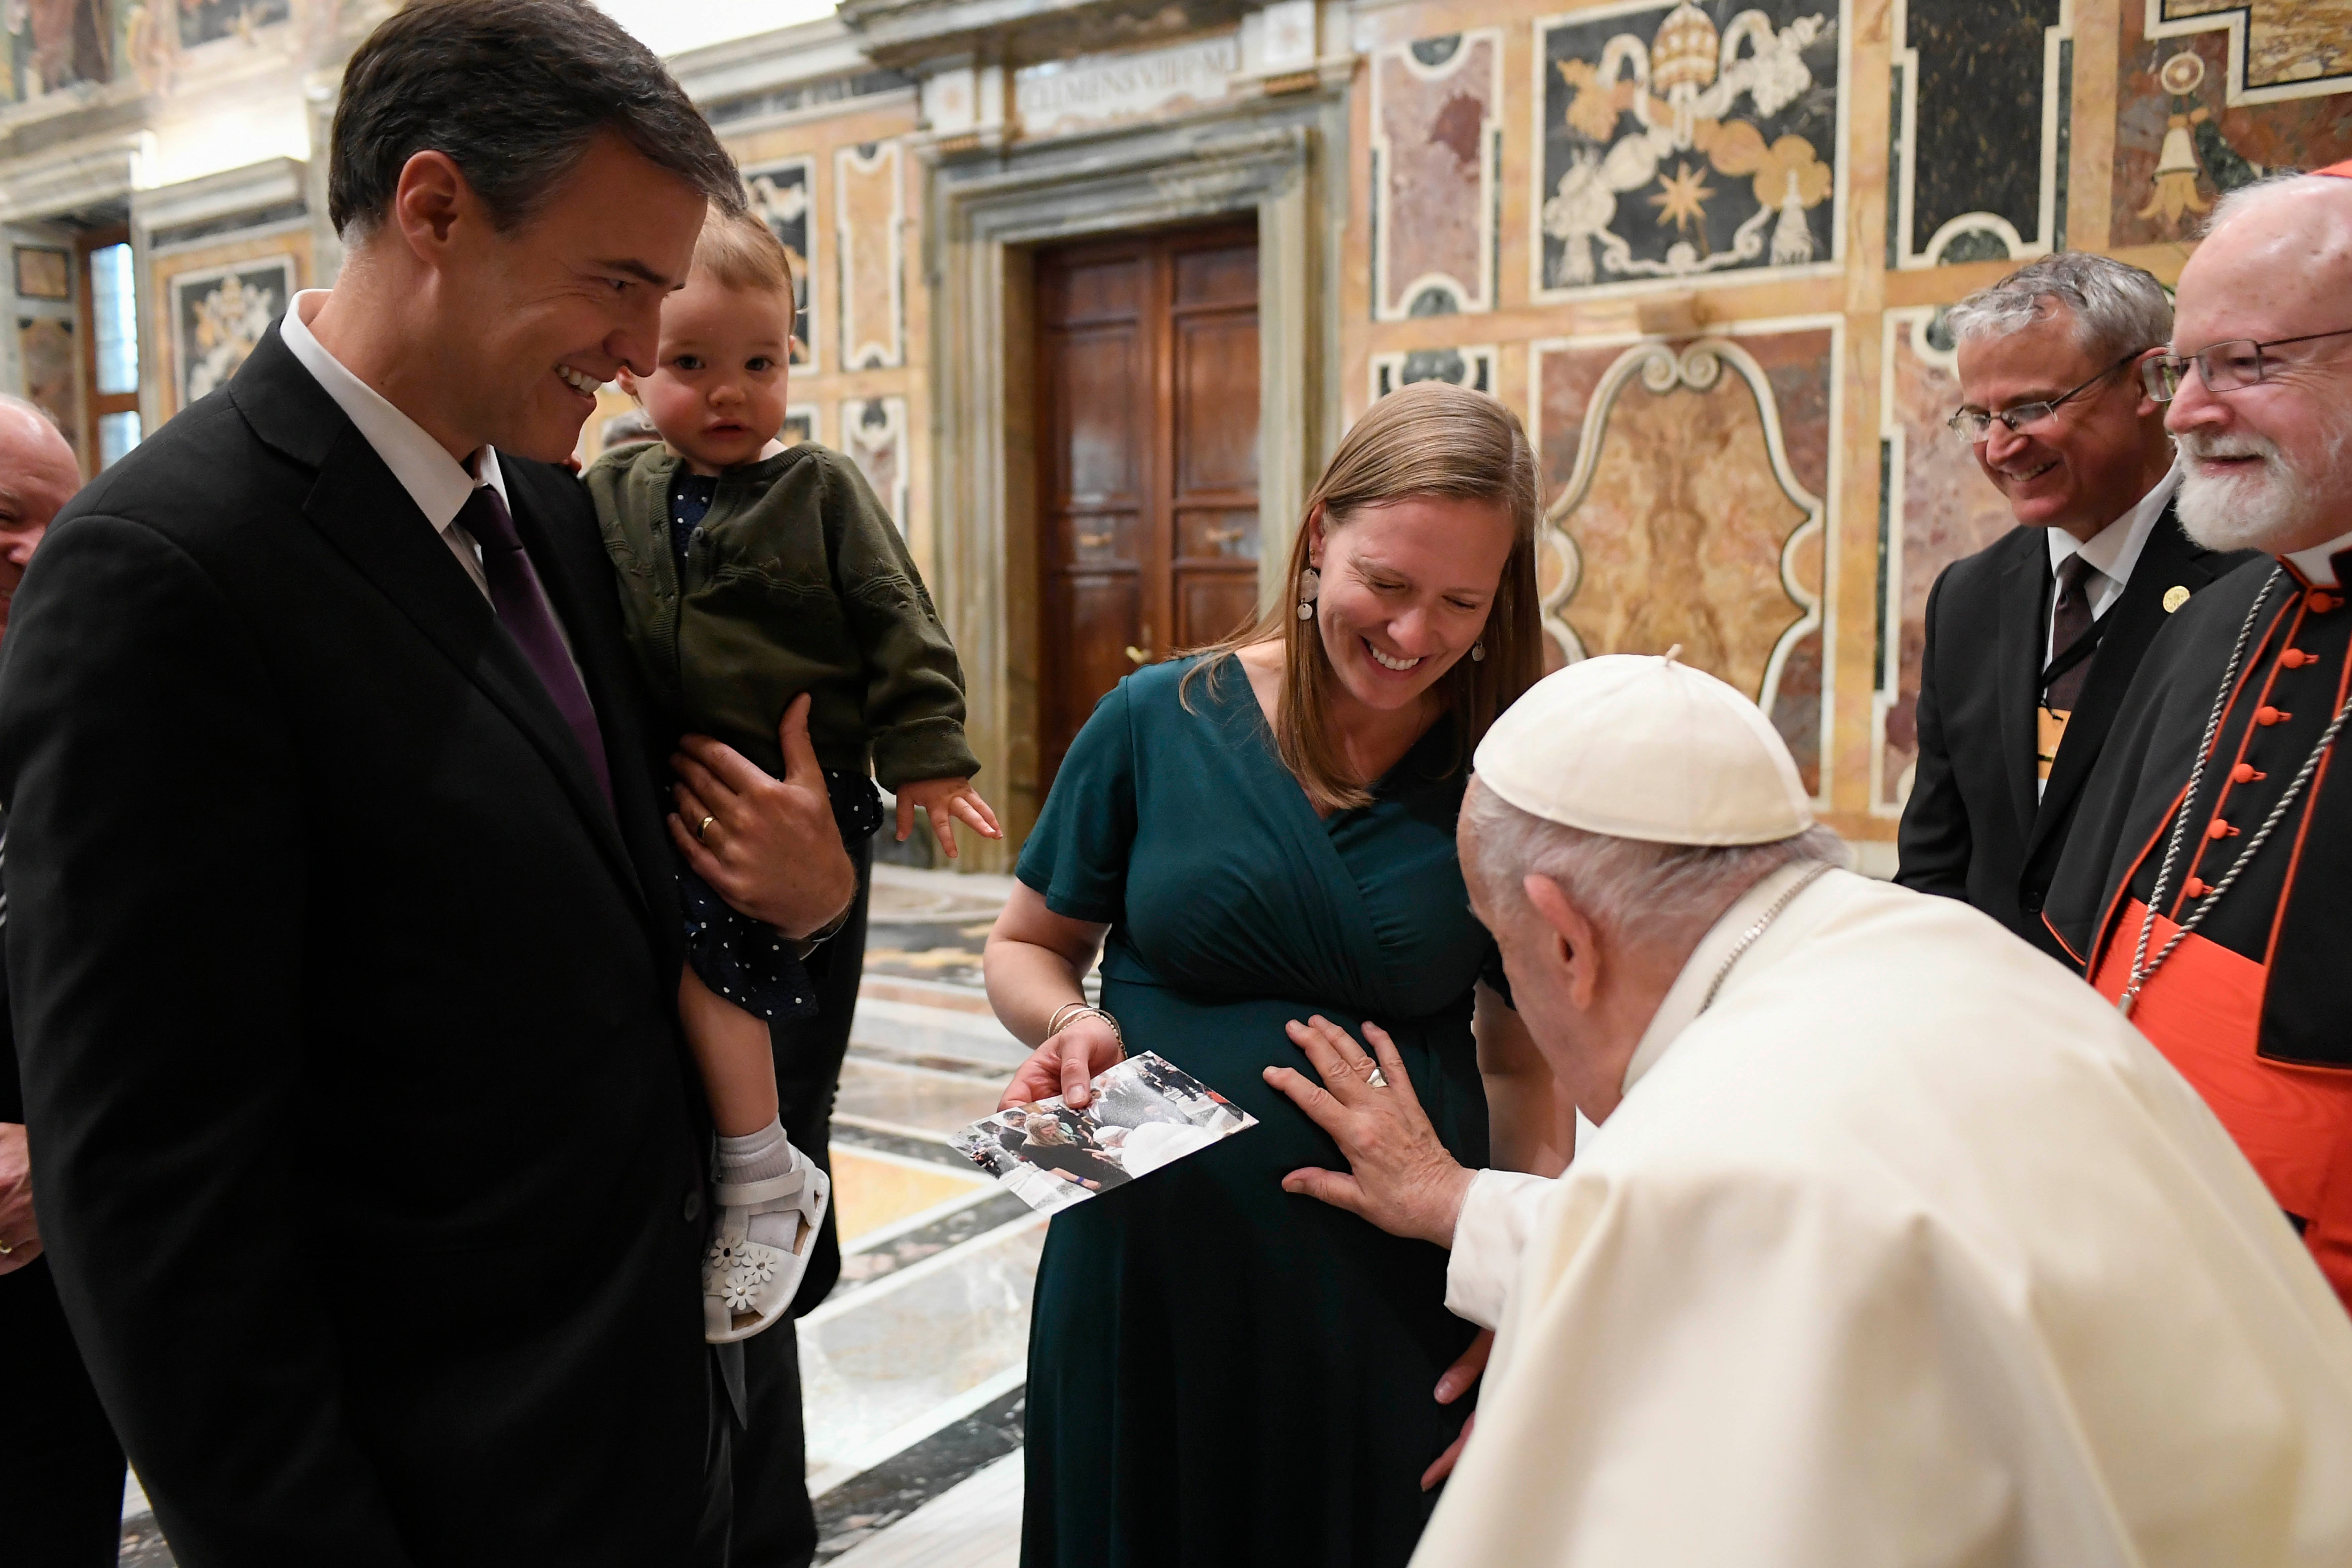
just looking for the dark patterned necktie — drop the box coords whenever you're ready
[457,483,613,809]
[2045,551,2103,712]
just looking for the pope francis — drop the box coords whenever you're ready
[1264,652,2352,1568]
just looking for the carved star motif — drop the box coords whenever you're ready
[1649,161,1715,233]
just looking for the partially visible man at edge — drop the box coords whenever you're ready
[2046,164,2352,1311]
[0,395,126,1567]
[0,3,854,1563]
[1897,253,2252,954]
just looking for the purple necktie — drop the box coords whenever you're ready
[457,483,613,809]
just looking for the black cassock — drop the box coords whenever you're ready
[2046,548,2352,1309]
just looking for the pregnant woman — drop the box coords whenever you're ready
[985,383,1572,1567]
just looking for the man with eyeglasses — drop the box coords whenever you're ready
[2048,163,2352,1311]
[1897,254,2251,956]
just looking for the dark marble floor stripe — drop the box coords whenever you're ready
[831,1118,981,1169]
[812,1385,1026,1562]
[829,1189,1035,1301]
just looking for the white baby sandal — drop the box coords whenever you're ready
[703,1145,831,1343]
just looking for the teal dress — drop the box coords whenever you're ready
[1018,656,1499,1568]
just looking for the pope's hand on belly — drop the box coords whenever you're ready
[1264,1016,1476,1249]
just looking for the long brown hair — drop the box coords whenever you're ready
[1183,382,1544,814]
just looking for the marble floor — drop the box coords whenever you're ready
[117,867,1033,1566]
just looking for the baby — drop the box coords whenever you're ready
[589,207,998,1342]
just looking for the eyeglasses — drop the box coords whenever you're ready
[2141,327,2352,401]
[1946,351,2146,443]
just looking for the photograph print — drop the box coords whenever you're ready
[952,1053,1257,1214]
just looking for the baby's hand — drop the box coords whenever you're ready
[895,776,1003,859]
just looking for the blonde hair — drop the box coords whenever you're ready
[694,202,797,302]
[1184,382,1545,814]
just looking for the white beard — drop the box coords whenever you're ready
[2174,418,2351,553]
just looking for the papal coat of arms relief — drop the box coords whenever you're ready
[1538,0,1841,294]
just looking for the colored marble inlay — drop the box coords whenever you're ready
[2155,0,2352,102]
[1875,310,2015,810]
[1537,326,1833,791]
[1371,31,1502,319]
[748,157,818,369]
[1892,0,2067,266]
[2110,16,2352,248]
[838,140,907,371]
[842,395,911,531]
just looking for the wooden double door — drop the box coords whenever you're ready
[1035,220,1262,790]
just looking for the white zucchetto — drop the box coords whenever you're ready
[1473,651,1813,845]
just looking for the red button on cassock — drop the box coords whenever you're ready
[2184,877,2208,898]
[2256,706,2288,726]
[2311,593,2341,613]
[2230,762,2265,784]
[2207,819,2237,840]
[2281,648,2312,669]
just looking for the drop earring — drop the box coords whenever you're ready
[1296,567,1321,621]
[1470,640,1486,663]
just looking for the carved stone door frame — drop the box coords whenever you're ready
[925,98,1344,863]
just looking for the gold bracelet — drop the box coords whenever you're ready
[1045,1001,1123,1056]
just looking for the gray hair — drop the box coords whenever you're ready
[1943,252,2173,364]
[0,394,61,432]
[2204,170,2352,237]
[1462,781,1848,949]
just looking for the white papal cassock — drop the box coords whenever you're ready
[1418,861,2352,1568]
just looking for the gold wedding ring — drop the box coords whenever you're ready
[0,1236,14,1255]
[697,814,717,840]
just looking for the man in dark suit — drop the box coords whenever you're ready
[0,4,854,1563]
[1898,254,2252,954]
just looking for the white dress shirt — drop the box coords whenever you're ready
[279,290,583,675]
[2042,461,2179,669]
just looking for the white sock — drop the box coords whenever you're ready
[715,1117,811,1257]
[715,1117,798,1185]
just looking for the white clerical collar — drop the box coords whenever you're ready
[280,289,508,530]
[1620,859,1839,1097]
[2046,461,2178,588]
[2284,528,2352,588]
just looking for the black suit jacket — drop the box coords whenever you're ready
[1896,504,2253,955]
[0,326,720,1567]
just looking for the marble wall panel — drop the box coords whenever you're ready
[1371,30,1503,320]
[2146,0,2352,107]
[838,140,907,372]
[15,315,76,460]
[785,403,820,447]
[2110,13,2352,247]
[747,158,818,371]
[1890,0,2069,267]
[1873,308,2016,813]
[1534,0,1844,298]
[1534,325,1834,792]
[1371,344,1496,399]
[843,395,911,529]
